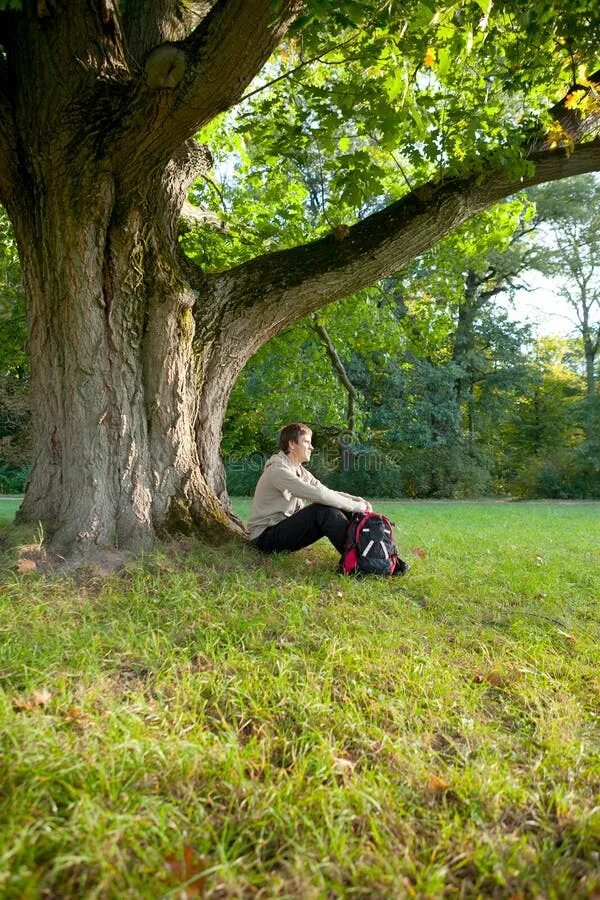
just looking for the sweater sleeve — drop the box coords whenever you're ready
[270,463,367,513]
[336,490,367,504]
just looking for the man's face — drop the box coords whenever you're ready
[289,431,314,464]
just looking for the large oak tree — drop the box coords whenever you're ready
[0,0,599,557]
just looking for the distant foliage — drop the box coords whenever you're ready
[0,208,29,488]
[222,204,598,499]
[0,463,29,494]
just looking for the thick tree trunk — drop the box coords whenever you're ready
[12,167,240,557]
[13,179,156,554]
[0,0,301,559]
[194,339,245,509]
[581,311,598,399]
[452,270,482,411]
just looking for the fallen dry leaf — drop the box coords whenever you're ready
[13,689,52,712]
[16,558,37,573]
[426,775,451,794]
[332,756,356,780]
[164,844,207,897]
[31,689,52,707]
[411,547,427,559]
[474,670,505,687]
[556,629,577,643]
[12,695,34,712]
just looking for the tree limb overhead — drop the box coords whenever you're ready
[115,0,303,186]
[123,0,214,62]
[7,1,130,160]
[205,139,600,349]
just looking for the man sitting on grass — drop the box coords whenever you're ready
[248,423,371,555]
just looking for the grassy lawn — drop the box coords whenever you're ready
[0,497,20,525]
[0,500,599,897]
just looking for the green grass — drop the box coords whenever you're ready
[0,498,20,525]
[1,501,599,898]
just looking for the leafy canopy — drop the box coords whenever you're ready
[185,0,599,277]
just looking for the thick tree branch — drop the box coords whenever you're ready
[160,138,214,242]
[8,2,130,162]
[205,139,600,352]
[115,0,302,185]
[540,70,600,149]
[312,316,358,433]
[199,70,600,354]
[123,0,213,62]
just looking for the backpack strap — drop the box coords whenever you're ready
[342,511,369,551]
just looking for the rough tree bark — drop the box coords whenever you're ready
[1,0,301,556]
[0,2,599,558]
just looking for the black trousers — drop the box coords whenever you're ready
[253,504,351,555]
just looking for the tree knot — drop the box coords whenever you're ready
[145,45,187,90]
[334,224,350,240]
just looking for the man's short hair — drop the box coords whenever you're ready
[278,423,311,454]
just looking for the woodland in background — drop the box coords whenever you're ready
[2,175,599,500]
[215,174,600,501]
[0,205,27,493]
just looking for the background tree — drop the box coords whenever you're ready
[221,203,537,499]
[499,337,590,497]
[527,175,600,491]
[0,207,28,491]
[1,1,600,557]
[396,200,535,434]
[529,175,600,399]
[347,206,536,498]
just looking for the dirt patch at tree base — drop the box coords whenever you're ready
[15,545,135,579]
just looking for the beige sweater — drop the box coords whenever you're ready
[247,451,367,540]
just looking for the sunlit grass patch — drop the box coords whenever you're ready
[0,501,599,896]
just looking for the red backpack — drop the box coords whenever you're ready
[340,511,410,576]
